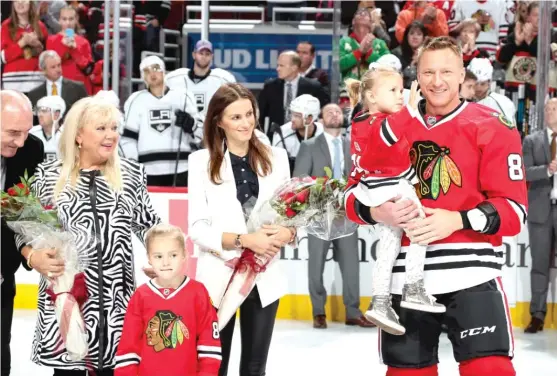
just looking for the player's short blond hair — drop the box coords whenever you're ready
[345,65,400,108]
[416,36,463,68]
[145,224,186,254]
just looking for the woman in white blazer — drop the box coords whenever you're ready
[188,83,295,376]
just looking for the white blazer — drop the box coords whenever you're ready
[188,146,291,308]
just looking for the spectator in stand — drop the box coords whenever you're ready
[26,50,88,123]
[143,0,172,52]
[497,1,556,129]
[460,69,478,101]
[456,18,491,67]
[296,41,330,92]
[340,1,400,48]
[449,0,514,57]
[391,21,427,88]
[395,1,448,44]
[47,6,94,94]
[1,0,48,93]
[258,50,330,136]
[38,0,66,35]
[89,44,126,95]
[339,8,390,83]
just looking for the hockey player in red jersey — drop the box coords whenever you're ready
[115,224,221,376]
[345,37,526,376]
[345,67,445,336]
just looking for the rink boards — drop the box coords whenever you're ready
[14,189,557,329]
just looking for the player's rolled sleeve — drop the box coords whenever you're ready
[478,123,528,236]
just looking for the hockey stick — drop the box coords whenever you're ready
[172,76,189,187]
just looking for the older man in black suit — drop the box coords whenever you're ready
[258,50,330,137]
[1,90,44,376]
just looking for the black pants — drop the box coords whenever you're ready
[1,291,14,376]
[53,369,114,376]
[146,171,188,187]
[219,287,279,376]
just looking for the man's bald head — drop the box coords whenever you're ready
[1,90,33,158]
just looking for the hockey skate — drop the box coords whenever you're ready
[365,295,406,335]
[400,279,446,313]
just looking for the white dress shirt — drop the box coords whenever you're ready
[46,77,63,97]
[323,131,344,173]
[547,128,557,199]
[283,74,300,107]
[1,157,6,190]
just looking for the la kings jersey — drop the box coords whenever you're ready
[29,125,61,162]
[165,68,236,119]
[272,121,324,158]
[122,88,202,176]
[477,91,516,126]
[448,0,514,56]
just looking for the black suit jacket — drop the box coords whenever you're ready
[1,134,44,300]
[26,77,88,124]
[258,76,330,135]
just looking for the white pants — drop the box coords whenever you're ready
[369,179,427,296]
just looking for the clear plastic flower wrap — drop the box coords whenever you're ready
[216,170,358,328]
[249,168,359,241]
[1,171,90,361]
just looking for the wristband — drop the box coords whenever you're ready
[460,211,472,230]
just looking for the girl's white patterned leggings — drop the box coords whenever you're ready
[371,179,427,297]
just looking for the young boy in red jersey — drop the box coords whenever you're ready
[115,224,221,376]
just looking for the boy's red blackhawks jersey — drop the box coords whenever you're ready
[346,100,528,294]
[115,277,221,376]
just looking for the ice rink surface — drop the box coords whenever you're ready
[10,310,557,376]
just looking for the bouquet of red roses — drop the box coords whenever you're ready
[1,170,90,361]
[254,167,358,240]
[216,169,358,328]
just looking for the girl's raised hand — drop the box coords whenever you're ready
[408,80,420,111]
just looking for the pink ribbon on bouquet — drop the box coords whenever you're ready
[225,250,268,296]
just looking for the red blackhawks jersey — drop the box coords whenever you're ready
[346,100,527,294]
[115,277,221,376]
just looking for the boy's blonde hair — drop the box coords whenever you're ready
[345,65,400,108]
[416,36,463,68]
[145,223,186,253]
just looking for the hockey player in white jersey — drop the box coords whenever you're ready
[467,57,516,124]
[272,94,324,173]
[121,55,202,187]
[29,95,66,162]
[165,40,235,119]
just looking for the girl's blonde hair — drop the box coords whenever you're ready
[55,96,123,198]
[345,65,400,108]
[145,224,186,253]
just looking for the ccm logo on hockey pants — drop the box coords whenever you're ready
[460,326,497,339]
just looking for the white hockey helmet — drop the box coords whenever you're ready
[94,90,120,108]
[375,54,402,72]
[36,95,66,119]
[289,94,320,121]
[140,55,166,81]
[467,58,493,83]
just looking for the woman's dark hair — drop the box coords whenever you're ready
[9,1,43,41]
[204,83,272,185]
[401,21,427,58]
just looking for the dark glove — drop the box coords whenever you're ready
[175,110,195,134]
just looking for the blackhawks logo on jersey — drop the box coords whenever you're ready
[146,310,189,352]
[410,141,462,200]
[493,112,515,129]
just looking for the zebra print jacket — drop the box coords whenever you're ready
[16,158,161,371]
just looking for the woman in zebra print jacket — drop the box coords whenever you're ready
[18,96,161,376]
